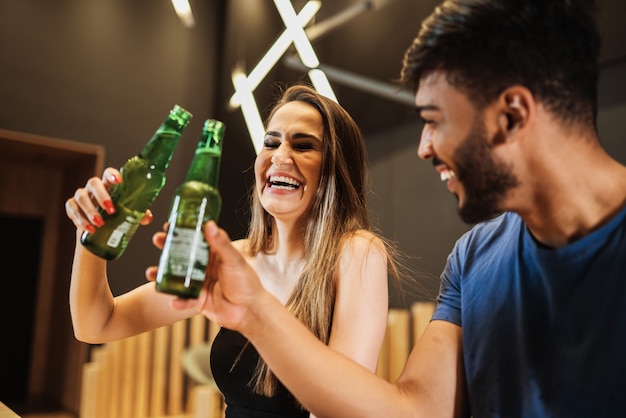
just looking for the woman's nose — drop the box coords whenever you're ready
[271,143,293,165]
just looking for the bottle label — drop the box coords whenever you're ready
[167,227,208,281]
[106,217,135,248]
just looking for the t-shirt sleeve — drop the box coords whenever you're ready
[431,239,464,327]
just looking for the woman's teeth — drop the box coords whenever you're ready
[269,175,302,189]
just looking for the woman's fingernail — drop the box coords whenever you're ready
[145,211,153,222]
[103,200,115,214]
[92,214,105,227]
[85,224,96,233]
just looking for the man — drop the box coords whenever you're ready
[182,0,626,416]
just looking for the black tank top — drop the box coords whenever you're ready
[210,327,309,418]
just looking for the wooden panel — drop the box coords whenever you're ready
[79,318,225,418]
[0,129,104,415]
[0,401,21,418]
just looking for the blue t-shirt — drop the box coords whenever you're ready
[433,208,626,417]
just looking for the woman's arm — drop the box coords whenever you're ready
[66,167,195,343]
[327,231,388,371]
[69,239,192,343]
[304,232,388,418]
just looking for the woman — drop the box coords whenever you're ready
[66,84,400,417]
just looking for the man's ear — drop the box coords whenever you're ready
[498,86,532,137]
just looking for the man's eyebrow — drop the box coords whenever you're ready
[415,104,438,113]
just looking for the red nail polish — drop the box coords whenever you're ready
[103,200,115,214]
[92,214,105,227]
[85,224,96,233]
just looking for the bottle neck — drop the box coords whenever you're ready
[140,121,185,170]
[187,119,224,187]
[185,149,221,187]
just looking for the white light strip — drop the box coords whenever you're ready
[229,1,320,108]
[232,71,266,154]
[273,0,337,102]
[171,0,195,28]
[308,69,337,102]
[233,0,343,155]
[274,0,320,68]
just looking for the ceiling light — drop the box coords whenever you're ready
[232,70,266,154]
[307,69,337,102]
[274,0,320,68]
[229,1,320,108]
[171,0,195,28]
[231,0,344,155]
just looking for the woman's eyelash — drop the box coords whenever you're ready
[262,140,316,150]
[294,142,314,150]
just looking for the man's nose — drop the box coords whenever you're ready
[417,135,434,160]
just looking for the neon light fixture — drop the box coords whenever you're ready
[230,0,337,154]
[171,0,195,28]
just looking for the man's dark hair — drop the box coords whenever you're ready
[400,0,601,126]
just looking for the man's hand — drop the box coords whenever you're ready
[193,221,266,331]
[145,221,267,332]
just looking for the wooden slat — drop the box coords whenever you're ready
[95,347,112,418]
[168,320,187,415]
[121,336,139,418]
[109,340,124,418]
[79,362,101,418]
[189,315,208,347]
[134,331,152,418]
[208,321,220,344]
[411,301,435,345]
[150,326,170,417]
[376,325,391,381]
[387,309,410,383]
[191,385,223,418]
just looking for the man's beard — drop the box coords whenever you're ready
[453,117,519,224]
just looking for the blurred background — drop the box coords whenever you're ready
[1,0,625,415]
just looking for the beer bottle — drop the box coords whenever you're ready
[81,105,192,260]
[156,119,224,298]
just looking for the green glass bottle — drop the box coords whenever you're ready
[81,105,192,260]
[155,119,225,298]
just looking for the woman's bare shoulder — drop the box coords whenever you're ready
[340,229,386,253]
[230,238,248,253]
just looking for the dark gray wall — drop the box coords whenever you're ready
[1,1,625,307]
[0,0,228,295]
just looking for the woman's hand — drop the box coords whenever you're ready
[65,167,153,234]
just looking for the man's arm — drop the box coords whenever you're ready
[199,221,469,418]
